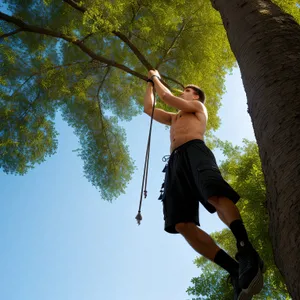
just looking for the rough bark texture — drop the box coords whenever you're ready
[212,0,300,298]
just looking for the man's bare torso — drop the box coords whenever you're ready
[170,109,207,153]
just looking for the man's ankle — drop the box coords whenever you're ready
[230,219,250,245]
[214,249,239,275]
[237,240,253,251]
[236,240,256,252]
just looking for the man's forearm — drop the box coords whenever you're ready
[152,76,172,102]
[144,82,155,111]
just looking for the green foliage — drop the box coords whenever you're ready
[272,0,300,23]
[1,0,299,200]
[0,0,235,200]
[60,93,135,201]
[82,0,137,33]
[0,103,58,174]
[187,140,291,299]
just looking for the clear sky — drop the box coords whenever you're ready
[0,67,255,300]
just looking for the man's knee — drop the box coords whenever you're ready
[208,196,220,208]
[175,222,197,234]
[208,196,233,208]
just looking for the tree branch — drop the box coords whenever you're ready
[0,11,148,82]
[185,23,223,30]
[63,0,85,13]
[129,32,167,51]
[10,61,95,97]
[1,10,183,89]
[96,67,118,172]
[11,74,36,97]
[128,4,142,39]
[0,28,23,40]
[18,90,40,122]
[155,7,209,69]
[112,30,184,87]
[162,75,185,89]
[155,22,186,69]
[112,30,153,70]
[97,67,111,96]
[62,0,153,71]
[80,33,94,43]
[113,30,185,87]
[61,1,182,89]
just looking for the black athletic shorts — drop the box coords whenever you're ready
[158,139,240,234]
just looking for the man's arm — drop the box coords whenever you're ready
[144,82,156,111]
[143,81,175,126]
[149,70,203,113]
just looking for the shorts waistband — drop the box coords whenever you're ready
[161,139,205,163]
[171,139,204,154]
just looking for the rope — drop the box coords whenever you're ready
[135,87,156,225]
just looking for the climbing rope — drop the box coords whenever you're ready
[135,85,156,225]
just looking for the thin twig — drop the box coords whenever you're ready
[0,28,23,40]
[18,90,40,122]
[112,30,153,70]
[128,4,142,39]
[96,67,118,173]
[185,23,223,30]
[162,75,184,89]
[155,22,186,69]
[10,74,36,97]
[80,33,94,43]
[63,0,85,13]
[9,60,93,97]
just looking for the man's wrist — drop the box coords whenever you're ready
[147,79,154,86]
[150,74,161,81]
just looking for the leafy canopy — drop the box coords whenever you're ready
[0,0,235,200]
[1,0,299,200]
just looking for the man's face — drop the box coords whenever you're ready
[180,87,199,101]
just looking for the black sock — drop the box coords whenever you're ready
[230,219,249,248]
[214,249,239,275]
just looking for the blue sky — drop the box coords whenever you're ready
[0,67,255,300]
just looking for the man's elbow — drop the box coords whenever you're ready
[161,92,172,102]
[144,107,152,115]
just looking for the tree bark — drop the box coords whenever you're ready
[211,0,300,298]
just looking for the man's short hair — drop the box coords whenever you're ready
[185,84,206,104]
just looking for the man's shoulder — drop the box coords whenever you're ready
[198,101,208,116]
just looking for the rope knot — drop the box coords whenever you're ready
[135,212,142,225]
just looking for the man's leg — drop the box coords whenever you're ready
[208,196,250,247]
[175,222,239,275]
[208,196,264,294]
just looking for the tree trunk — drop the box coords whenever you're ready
[211,0,300,298]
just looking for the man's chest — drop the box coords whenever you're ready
[172,111,200,125]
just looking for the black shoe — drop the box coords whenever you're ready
[236,243,265,298]
[228,273,243,300]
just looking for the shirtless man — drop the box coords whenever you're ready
[144,70,264,300]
